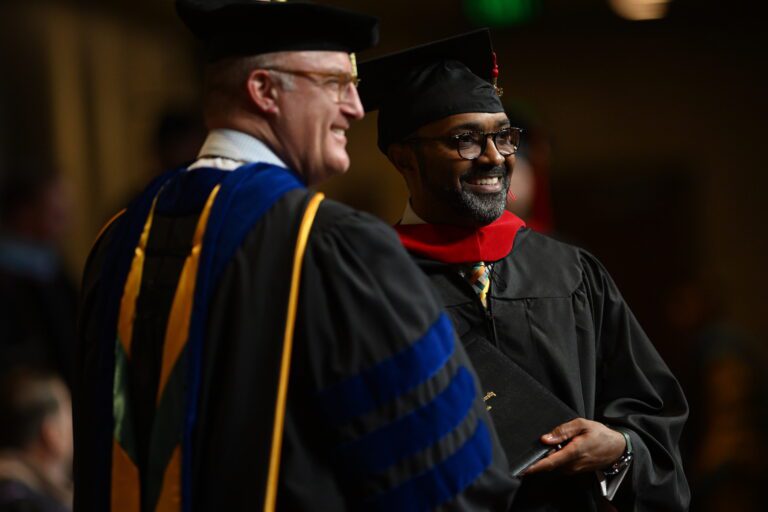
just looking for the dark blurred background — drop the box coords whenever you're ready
[1,1,766,509]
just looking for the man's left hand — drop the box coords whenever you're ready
[523,418,626,475]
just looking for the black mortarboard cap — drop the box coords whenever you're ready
[176,1,379,60]
[358,29,505,153]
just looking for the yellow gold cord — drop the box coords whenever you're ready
[157,185,221,404]
[263,193,324,512]
[350,53,358,79]
[92,209,126,251]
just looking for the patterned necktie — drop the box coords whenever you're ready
[466,262,491,308]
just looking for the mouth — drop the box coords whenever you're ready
[330,126,347,142]
[462,173,505,194]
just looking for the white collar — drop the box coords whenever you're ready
[188,129,287,171]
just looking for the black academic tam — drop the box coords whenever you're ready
[176,0,380,59]
[358,29,504,153]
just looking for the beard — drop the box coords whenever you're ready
[429,166,511,225]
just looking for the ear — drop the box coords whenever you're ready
[246,69,280,115]
[38,414,59,455]
[387,143,419,178]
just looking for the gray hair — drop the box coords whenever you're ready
[203,52,296,121]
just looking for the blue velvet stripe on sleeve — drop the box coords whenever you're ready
[317,313,455,425]
[336,366,475,475]
[365,420,493,512]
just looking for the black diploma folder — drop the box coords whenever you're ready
[464,334,578,476]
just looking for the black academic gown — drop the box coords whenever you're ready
[408,227,690,512]
[75,167,517,511]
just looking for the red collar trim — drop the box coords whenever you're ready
[394,211,526,263]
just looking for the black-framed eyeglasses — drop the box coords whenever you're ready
[261,67,360,104]
[404,127,523,160]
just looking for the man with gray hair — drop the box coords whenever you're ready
[0,367,73,512]
[75,1,517,511]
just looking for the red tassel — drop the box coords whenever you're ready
[491,51,503,97]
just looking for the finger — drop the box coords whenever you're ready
[523,442,579,475]
[541,418,587,444]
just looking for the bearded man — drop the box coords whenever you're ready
[359,29,690,511]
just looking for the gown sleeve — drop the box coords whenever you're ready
[292,203,518,511]
[581,250,690,511]
[73,220,122,512]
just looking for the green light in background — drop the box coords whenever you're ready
[463,0,542,27]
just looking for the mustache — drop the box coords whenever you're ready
[460,165,508,182]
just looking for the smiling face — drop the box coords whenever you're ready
[397,112,515,227]
[271,51,364,185]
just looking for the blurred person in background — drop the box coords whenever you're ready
[665,280,768,512]
[502,112,554,235]
[504,150,535,220]
[0,167,76,386]
[360,30,689,511]
[75,1,516,511]
[113,107,208,216]
[0,367,73,512]
[151,108,207,173]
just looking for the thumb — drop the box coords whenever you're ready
[541,418,586,444]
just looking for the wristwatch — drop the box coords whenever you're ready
[603,429,633,476]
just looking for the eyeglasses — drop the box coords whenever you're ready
[262,67,360,104]
[405,127,522,160]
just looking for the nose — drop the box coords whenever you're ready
[341,85,365,121]
[478,134,506,167]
